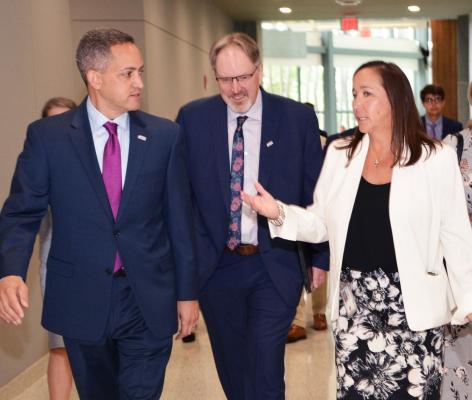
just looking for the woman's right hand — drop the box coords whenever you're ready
[241,182,280,219]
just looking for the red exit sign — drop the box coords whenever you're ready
[341,17,358,31]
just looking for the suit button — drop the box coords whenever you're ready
[105,268,112,275]
[113,230,120,238]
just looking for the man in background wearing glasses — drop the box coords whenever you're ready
[176,32,327,399]
[420,84,463,139]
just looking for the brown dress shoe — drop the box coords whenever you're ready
[286,324,307,343]
[312,313,328,331]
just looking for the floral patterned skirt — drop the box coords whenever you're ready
[333,267,444,400]
[441,323,472,399]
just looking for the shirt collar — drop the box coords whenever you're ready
[86,97,129,135]
[227,89,263,123]
[425,114,443,127]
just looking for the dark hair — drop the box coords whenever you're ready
[341,60,436,167]
[41,97,77,118]
[76,28,135,84]
[303,102,314,109]
[210,32,260,71]
[420,84,445,102]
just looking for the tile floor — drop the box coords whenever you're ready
[3,308,336,399]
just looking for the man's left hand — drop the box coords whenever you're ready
[176,300,199,339]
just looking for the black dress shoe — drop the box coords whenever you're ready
[182,332,196,343]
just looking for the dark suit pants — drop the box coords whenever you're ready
[64,275,172,400]
[200,252,296,400]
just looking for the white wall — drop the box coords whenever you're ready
[142,0,232,118]
[0,0,84,386]
[69,0,233,119]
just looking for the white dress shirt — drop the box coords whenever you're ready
[227,90,262,245]
[86,97,130,188]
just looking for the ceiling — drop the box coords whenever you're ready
[213,0,472,21]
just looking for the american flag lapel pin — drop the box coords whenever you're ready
[266,140,274,147]
[137,134,147,141]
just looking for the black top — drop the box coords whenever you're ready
[342,176,398,273]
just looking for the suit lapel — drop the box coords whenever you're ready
[211,98,231,212]
[68,101,114,222]
[258,91,281,188]
[117,112,148,222]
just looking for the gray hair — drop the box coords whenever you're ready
[209,32,260,71]
[76,28,135,84]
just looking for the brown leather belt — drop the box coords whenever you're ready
[224,244,259,256]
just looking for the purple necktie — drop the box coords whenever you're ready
[430,123,438,139]
[103,121,122,272]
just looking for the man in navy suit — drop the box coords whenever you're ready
[176,33,327,399]
[420,84,462,139]
[0,29,198,399]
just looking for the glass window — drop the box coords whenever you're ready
[261,19,428,134]
[263,65,325,130]
[335,67,356,132]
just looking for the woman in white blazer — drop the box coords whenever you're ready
[243,61,472,399]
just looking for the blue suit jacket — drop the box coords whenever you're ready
[421,115,463,138]
[176,90,327,307]
[0,100,197,341]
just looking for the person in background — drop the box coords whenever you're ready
[421,84,462,139]
[441,80,472,399]
[287,282,328,343]
[243,60,472,399]
[39,97,77,400]
[326,127,357,150]
[305,102,328,147]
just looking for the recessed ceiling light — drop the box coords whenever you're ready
[279,7,292,14]
[335,0,362,6]
[408,5,421,12]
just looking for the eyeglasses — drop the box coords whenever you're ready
[215,65,259,86]
[424,96,443,104]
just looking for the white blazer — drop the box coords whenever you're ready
[270,134,472,331]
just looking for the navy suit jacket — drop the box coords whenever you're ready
[0,100,197,341]
[421,115,463,138]
[176,90,327,307]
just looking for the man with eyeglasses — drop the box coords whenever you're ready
[420,84,462,139]
[176,32,327,399]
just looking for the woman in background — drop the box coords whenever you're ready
[442,82,472,399]
[242,61,472,399]
[40,97,77,400]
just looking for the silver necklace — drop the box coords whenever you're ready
[372,149,390,167]
[373,157,383,167]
